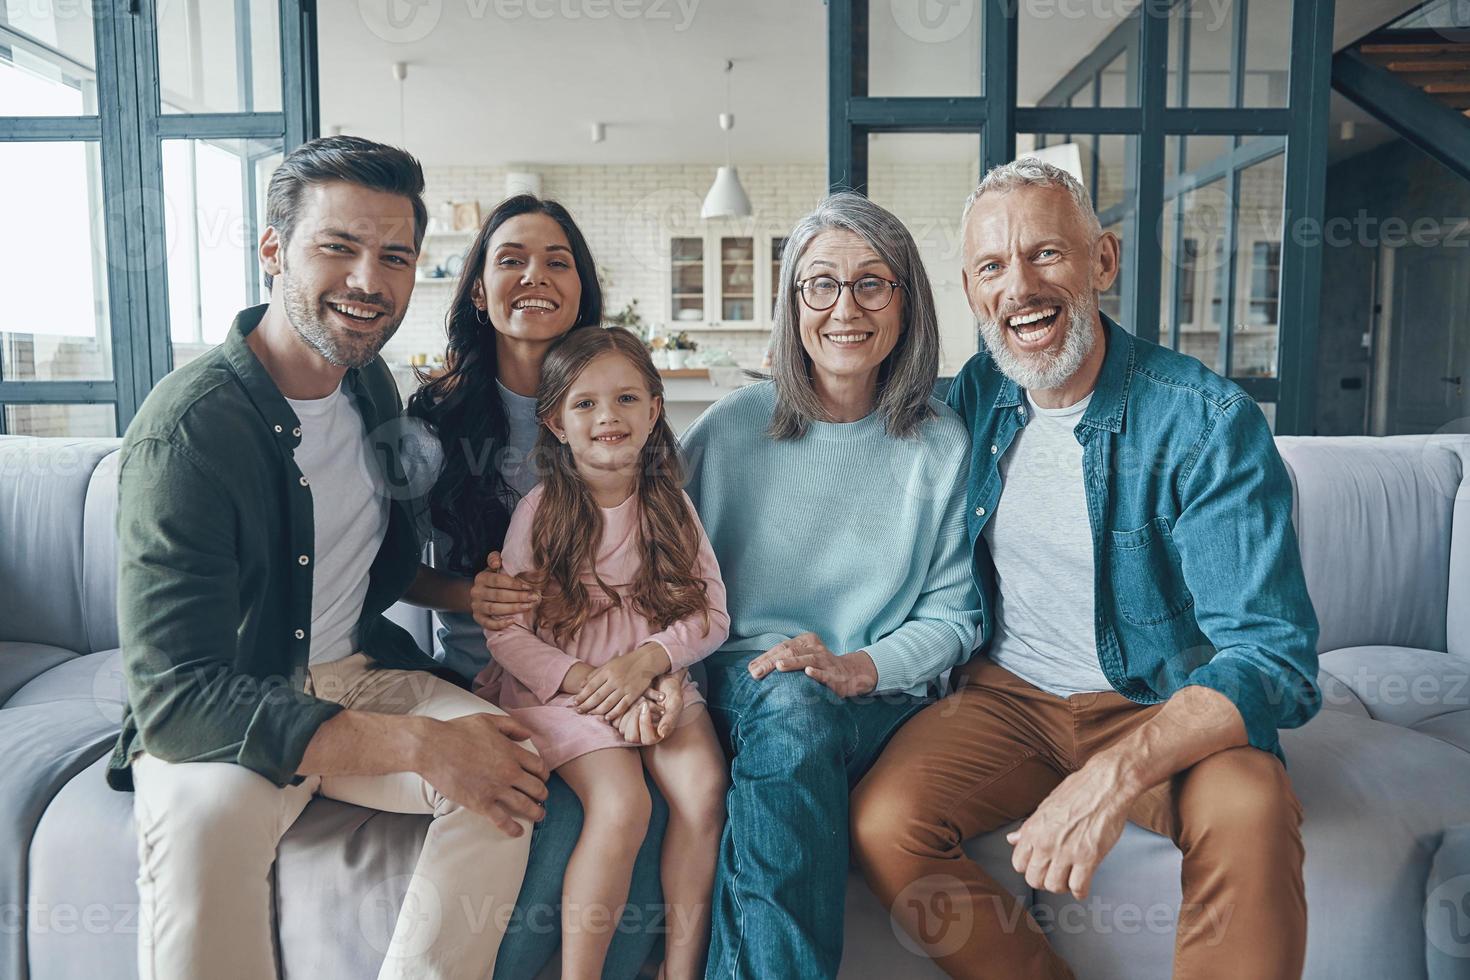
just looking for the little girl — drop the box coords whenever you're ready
[472,326,729,980]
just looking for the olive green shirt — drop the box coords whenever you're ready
[106,305,437,791]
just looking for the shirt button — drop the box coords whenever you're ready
[975,506,986,517]
[299,476,309,487]
[273,424,283,433]
[990,444,998,454]
[292,427,302,437]
[294,629,305,639]
[1018,406,1026,417]
[298,555,310,566]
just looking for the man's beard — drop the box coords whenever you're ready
[977,293,1098,392]
[281,266,401,369]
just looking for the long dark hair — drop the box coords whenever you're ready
[407,195,603,575]
[526,327,709,646]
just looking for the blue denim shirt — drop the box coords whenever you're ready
[946,315,1321,760]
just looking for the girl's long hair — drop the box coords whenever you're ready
[528,327,710,646]
[406,195,602,575]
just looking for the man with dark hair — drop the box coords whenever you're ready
[107,135,547,980]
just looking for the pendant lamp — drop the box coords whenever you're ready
[702,60,752,220]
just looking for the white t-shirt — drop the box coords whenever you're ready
[982,390,1112,697]
[285,383,390,666]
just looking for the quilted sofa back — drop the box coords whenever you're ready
[1275,434,1470,659]
[0,437,122,655]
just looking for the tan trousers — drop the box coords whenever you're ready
[131,653,534,980]
[850,659,1307,980]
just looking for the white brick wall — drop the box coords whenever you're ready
[383,162,983,378]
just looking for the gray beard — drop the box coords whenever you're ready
[978,294,1097,392]
[281,269,399,370]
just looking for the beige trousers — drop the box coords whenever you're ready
[131,653,534,980]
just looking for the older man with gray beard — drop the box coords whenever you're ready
[849,159,1321,980]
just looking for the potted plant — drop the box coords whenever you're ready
[648,333,671,369]
[667,331,698,370]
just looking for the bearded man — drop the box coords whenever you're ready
[849,158,1321,980]
[108,136,546,980]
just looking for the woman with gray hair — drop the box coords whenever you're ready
[680,191,982,977]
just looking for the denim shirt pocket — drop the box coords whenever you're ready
[1108,517,1195,626]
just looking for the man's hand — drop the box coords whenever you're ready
[650,670,686,740]
[614,694,663,745]
[748,633,878,697]
[1006,756,1132,900]
[418,713,549,837]
[471,551,539,631]
[1005,686,1249,900]
[572,643,670,721]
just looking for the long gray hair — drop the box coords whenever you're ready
[768,192,940,440]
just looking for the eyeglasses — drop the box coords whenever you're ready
[795,275,903,312]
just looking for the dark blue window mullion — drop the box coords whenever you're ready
[1274,0,1333,434]
[827,0,867,192]
[1130,1,1169,344]
[1216,0,1248,377]
[135,0,172,390]
[982,0,1017,172]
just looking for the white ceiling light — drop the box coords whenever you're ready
[702,59,752,220]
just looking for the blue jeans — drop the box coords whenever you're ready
[701,651,929,979]
[494,772,669,980]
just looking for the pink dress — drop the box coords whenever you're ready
[472,485,730,770]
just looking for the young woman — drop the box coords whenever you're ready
[476,326,729,980]
[401,196,671,979]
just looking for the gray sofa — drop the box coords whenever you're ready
[2,432,1468,980]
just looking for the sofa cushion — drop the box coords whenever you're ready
[0,438,120,654]
[6,649,124,721]
[1317,646,1470,730]
[1440,434,1470,661]
[81,451,122,655]
[0,643,79,708]
[24,754,138,980]
[1019,709,1470,980]
[1276,436,1458,656]
[0,702,121,980]
[1411,712,1470,757]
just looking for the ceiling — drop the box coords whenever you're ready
[321,0,1425,169]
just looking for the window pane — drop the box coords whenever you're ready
[4,403,116,437]
[0,5,97,115]
[162,139,281,371]
[1171,175,1230,372]
[1018,3,1136,107]
[1231,151,1284,379]
[1097,48,1133,108]
[1243,0,1291,108]
[869,0,982,97]
[0,142,112,381]
[1172,0,1236,108]
[157,0,281,114]
[867,133,979,372]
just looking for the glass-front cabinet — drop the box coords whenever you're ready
[668,232,780,331]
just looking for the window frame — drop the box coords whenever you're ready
[0,0,318,435]
[826,0,1334,433]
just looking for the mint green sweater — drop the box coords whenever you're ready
[681,381,982,696]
